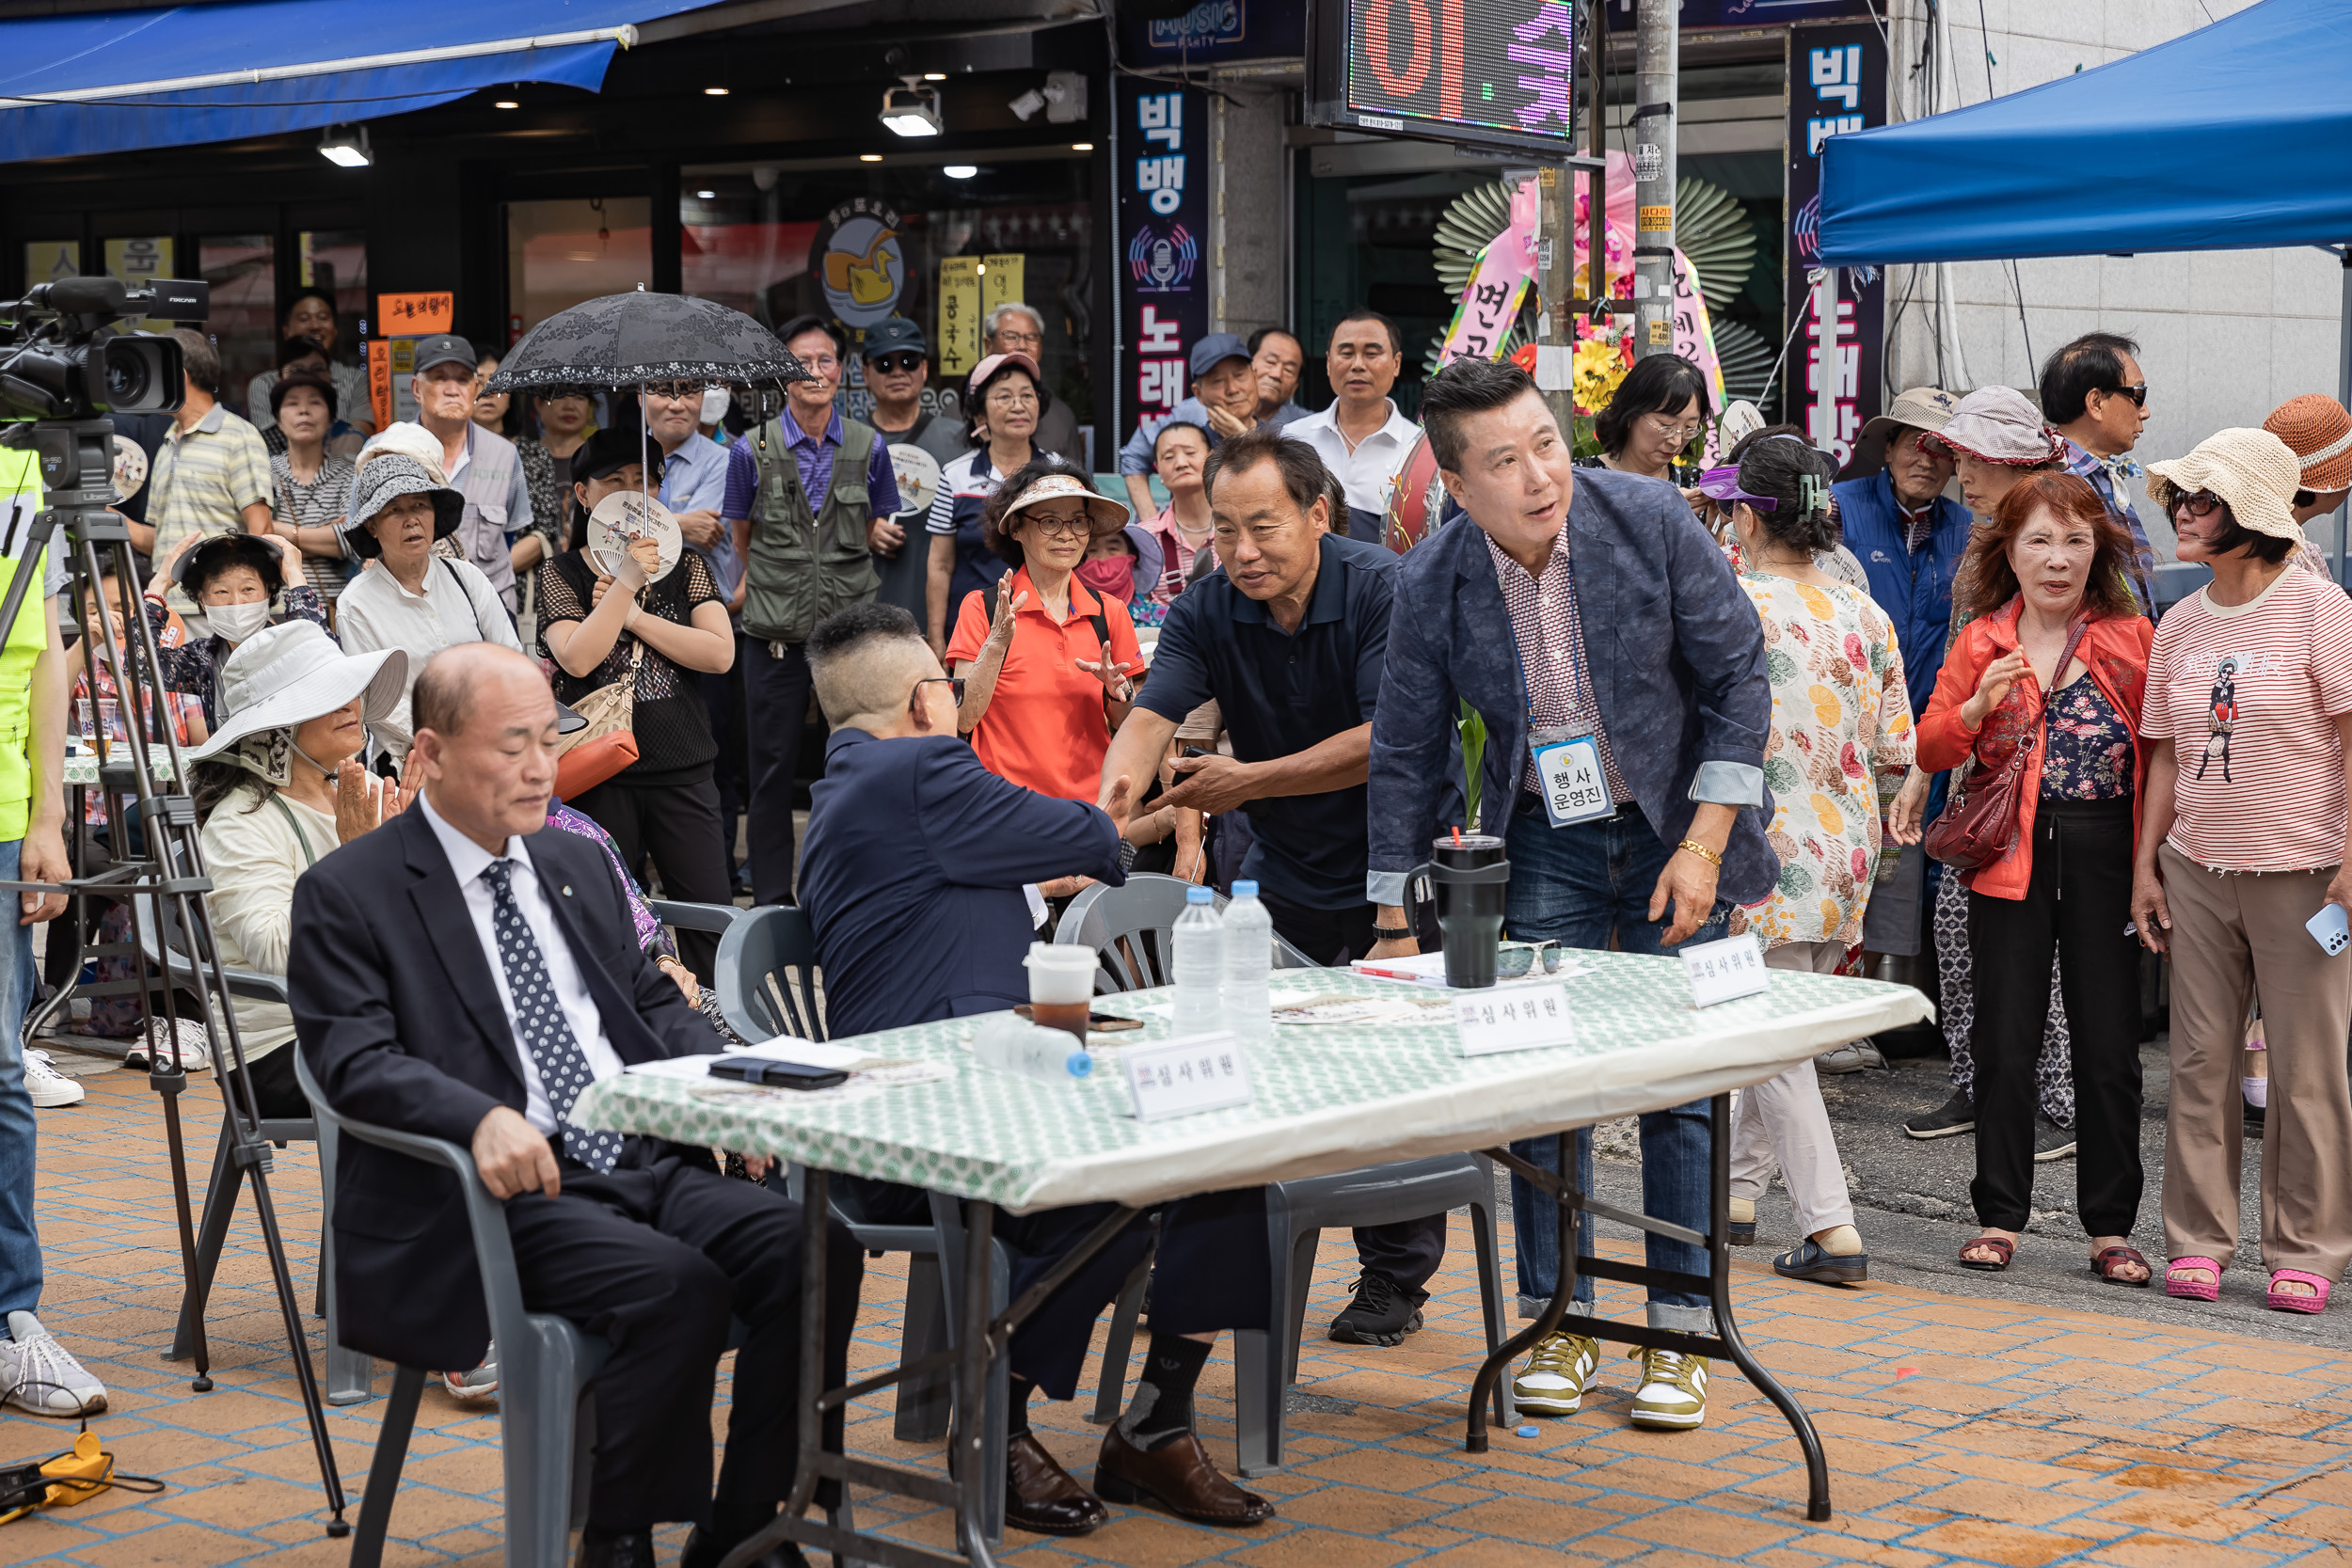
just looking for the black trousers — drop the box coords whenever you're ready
[1258,891,1449,1295]
[837,1177,1269,1402]
[504,1154,863,1532]
[744,638,815,907]
[703,626,752,885]
[224,1042,309,1120]
[570,773,733,978]
[1966,798,2144,1235]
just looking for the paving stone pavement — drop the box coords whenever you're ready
[1,1070,2349,1565]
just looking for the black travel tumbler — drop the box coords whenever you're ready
[1408,834,1511,989]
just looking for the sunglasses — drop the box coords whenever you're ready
[2102,382,2149,408]
[868,354,926,375]
[911,675,965,714]
[2172,490,2224,518]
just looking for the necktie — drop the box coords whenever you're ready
[479,859,620,1174]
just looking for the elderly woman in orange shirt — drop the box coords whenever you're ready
[945,457,1146,807]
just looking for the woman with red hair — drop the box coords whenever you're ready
[1912,472,2153,1284]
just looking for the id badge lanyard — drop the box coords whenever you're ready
[1525,566,1615,829]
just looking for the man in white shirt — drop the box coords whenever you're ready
[1282,311,1422,544]
[290,642,861,1568]
[411,334,533,612]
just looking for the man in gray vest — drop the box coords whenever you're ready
[411,333,531,613]
[734,314,901,905]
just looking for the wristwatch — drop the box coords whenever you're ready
[1372,923,1413,942]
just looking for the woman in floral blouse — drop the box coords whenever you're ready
[1713,436,1915,1288]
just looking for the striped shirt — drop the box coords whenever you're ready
[150,404,272,612]
[270,451,357,599]
[1486,524,1630,802]
[2142,565,2352,871]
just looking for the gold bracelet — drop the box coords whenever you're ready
[1676,838,1724,867]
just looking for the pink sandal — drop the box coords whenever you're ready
[2166,1256,2222,1301]
[2267,1269,2331,1314]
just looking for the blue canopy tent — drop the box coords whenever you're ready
[1815,0,2352,582]
[0,0,721,165]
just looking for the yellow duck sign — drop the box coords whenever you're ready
[813,198,907,327]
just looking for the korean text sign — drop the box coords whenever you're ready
[1116,78,1207,449]
[1783,21,1885,467]
[1338,0,1575,151]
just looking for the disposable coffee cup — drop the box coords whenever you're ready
[1024,943,1099,1041]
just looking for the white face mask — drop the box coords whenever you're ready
[207,600,272,644]
[700,386,730,426]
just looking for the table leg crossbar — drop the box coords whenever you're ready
[720,1171,1144,1568]
[1463,1095,1834,1523]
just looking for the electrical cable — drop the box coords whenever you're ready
[1976,0,2036,373]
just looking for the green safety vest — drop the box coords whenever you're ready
[741,417,881,645]
[0,449,50,842]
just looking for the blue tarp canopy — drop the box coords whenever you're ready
[0,0,717,165]
[1818,0,2352,265]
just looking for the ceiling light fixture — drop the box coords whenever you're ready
[704,86,729,96]
[859,153,883,163]
[943,164,977,179]
[494,100,520,110]
[696,189,716,198]
[923,72,947,82]
[1071,142,1094,151]
[880,76,942,137]
[317,124,371,167]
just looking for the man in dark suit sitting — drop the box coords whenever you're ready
[291,641,860,1568]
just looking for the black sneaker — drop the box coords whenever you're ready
[2246,1101,2266,1141]
[1903,1090,1975,1140]
[2034,1117,2077,1162]
[1327,1271,1424,1346]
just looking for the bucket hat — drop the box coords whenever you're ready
[340,453,463,559]
[188,621,407,763]
[2146,428,2304,541]
[2263,395,2352,495]
[1843,385,1961,478]
[1926,387,2063,467]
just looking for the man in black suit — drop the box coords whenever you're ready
[290,641,859,1568]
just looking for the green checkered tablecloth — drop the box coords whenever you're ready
[62,752,174,786]
[574,955,1931,1213]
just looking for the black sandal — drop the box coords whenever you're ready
[1957,1235,2014,1272]
[2090,1245,2152,1287]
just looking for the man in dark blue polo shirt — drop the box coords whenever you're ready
[1096,426,1442,1351]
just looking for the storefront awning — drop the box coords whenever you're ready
[0,0,723,165]
[1816,0,2352,265]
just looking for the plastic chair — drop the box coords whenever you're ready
[138,904,373,1404]
[292,1050,855,1568]
[1057,874,1516,1474]
[714,904,825,1044]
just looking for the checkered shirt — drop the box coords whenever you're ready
[1486,524,1629,803]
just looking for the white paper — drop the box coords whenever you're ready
[625,1053,730,1080]
[1681,932,1772,1006]
[1024,883,1049,928]
[1453,983,1577,1056]
[1122,1031,1253,1121]
[733,1037,880,1069]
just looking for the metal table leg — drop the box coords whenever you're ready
[1463,1097,1833,1522]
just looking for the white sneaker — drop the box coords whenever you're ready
[0,1311,107,1416]
[443,1342,498,1401]
[22,1051,84,1109]
[1628,1347,1708,1430]
[123,1019,210,1073]
[1511,1330,1599,1417]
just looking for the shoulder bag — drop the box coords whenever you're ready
[1923,617,2090,871]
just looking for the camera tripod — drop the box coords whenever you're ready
[0,416,347,1533]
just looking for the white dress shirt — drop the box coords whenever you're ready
[417,791,623,1136]
[1283,398,1422,516]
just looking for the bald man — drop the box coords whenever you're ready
[290,643,861,1568]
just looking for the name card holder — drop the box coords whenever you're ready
[1123,1031,1254,1120]
[1681,931,1772,1006]
[1454,983,1577,1056]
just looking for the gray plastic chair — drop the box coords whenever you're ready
[714,903,825,1044]
[137,904,372,1404]
[1057,874,1516,1474]
[292,1049,855,1568]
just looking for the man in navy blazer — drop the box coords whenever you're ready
[292,643,860,1568]
[1365,356,1774,1437]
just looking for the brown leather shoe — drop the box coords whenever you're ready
[1093,1424,1274,1526]
[1006,1431,1109,1535]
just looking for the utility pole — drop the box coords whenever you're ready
[1631,0,1677,359]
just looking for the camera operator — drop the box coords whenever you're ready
[0,439,107,1415]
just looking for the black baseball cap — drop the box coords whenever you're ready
[862,317,929,361]
[410,333,477,375]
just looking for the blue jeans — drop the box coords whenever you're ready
[1502,799,1724,1334]
[0,840,40,1315]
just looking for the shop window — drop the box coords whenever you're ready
[506,198,653,344]
[681,161,1093,457]
[199,234,276,420]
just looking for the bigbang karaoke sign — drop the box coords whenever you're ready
[1116,79,1209,447]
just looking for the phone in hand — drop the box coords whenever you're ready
[708,1057,850,1090]
[2308,902,2350,957]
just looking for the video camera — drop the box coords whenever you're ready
[0,276,208,422]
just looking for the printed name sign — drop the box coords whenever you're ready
[1454,983,1577,1056]
[1123,1031,1254,1121]
[1681,931,1771,1006]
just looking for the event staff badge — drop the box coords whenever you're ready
[1532,730,1613,827]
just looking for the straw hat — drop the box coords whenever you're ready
[1926,387,2063,467]
[188,621,407,762]
[2146,428,2304,540]
[2263,395,2352,494]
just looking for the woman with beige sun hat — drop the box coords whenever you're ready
[2130,427,2352,1315]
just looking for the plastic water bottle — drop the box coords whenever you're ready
[971,1015,1095,1085]
[1222,879,1273,1044]
[1171,885,1225,1038]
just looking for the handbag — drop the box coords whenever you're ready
[555,641,642,759]
[555,732,640,799]
[1924,617,2090,871]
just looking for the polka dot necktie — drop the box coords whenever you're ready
[480,860,621,1174]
